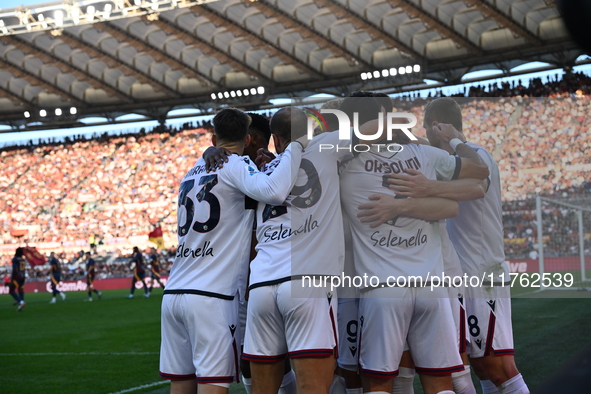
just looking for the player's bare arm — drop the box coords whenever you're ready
[357,193,459,228]
[432,122,489,179]
[387,169,486,200]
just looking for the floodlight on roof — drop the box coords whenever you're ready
[54,11,64,27]
[87,5,95,22]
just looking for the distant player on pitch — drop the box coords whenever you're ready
[49,252,66,303]
[9,247,27,311]
[127,246,150,298]
[85,252,102,301]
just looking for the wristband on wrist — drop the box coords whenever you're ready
[449,138,464,152]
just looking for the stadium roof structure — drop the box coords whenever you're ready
[0,0,586,131]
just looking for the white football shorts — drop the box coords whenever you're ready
[243,279,338,362]
[160,293,240,387]
[358,286,464,378]
[465,285,514,358]
[337,297,360,371]
[448,287,469,354]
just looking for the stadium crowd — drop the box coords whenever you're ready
[0,72,589,263]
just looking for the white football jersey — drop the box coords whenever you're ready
[441,220,463,278]
[446,142,509,281]
[340,144,458,285]
[166,144,302,300]
[249,131,352,288]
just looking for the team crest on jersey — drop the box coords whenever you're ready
[246,165,257,175]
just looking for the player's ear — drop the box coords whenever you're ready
[212,134,217,147]
[272,134,281,153]
[245,134,251,148]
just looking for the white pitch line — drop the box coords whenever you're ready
[0,352,158,356]
[107,381,169,394]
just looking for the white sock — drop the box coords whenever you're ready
[278,370,297,394]
[481,380,501,394]
[329,374,347,394]
[452,365,476,394]
[346,388,363,394]
[498,374,530,394]
[392,367,415,394]
[435,391,455,394]
[242,376,252,394]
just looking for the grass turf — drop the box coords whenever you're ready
[2,288,591,394]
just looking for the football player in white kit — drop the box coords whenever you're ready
[204,112,298,394]
[388,98,530,394]
[243,106,358,394]
[340,113,489,394]
[243,102,402,394]
[159,108,305,394]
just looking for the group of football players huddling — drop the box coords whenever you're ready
[159,94,530,394]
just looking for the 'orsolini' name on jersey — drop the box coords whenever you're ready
[340,144,458,284]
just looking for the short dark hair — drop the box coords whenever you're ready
[339,96,382,125]
[372,92,394,113]
[424,98,463,131]
[213,108,252,143]
[270,107,308,143]
[349,90,375,98]
[15,247,23,257]
[247,113,271,144]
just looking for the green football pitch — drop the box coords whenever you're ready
[2,288,591,394]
